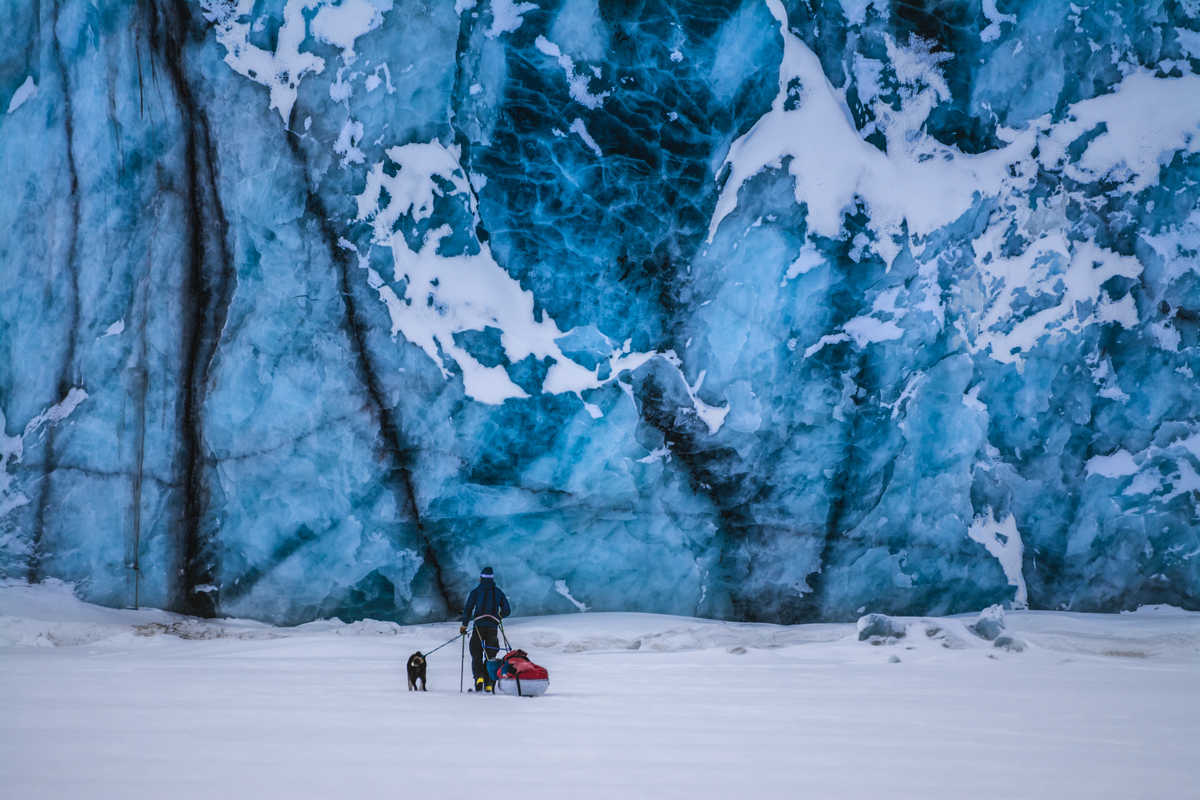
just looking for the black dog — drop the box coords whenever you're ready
[406,652,427,691]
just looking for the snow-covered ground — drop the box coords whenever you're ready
[1,581,1197,799]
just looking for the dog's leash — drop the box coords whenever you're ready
[420,631,465,659]
[422,617,505,660]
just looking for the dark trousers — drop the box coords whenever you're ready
[469,625,500,683]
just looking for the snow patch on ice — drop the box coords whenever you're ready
[569,117,602,157]
[709,0,1200,369]
[980,0,1016,42]
[200,0,389,123]
[534,36,609,109]
[972,240,1144,365]
[554,580,590,612]
[709,2,1037,258]
[22,388,88,438]
[1,389,88,519]
[334,118,365,166]
[636,446,671,464]
[683,370,730,434]
[1086,449,1139,479]
[843,315,904,347]
[353,140,729,428]
[803,332,850,359]
[6,76,37,114]
[310,0,388,63]
[968,509,1028,608]
[1048,71,1200,194]
[486,0,538,38]
[887,371,926,420]
[782,245,824,283]
[199,0,325,124]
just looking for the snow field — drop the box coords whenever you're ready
[1,582,1198,799]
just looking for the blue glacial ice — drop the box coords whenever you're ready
[0,0,1198,623]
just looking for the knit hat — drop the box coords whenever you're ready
[480,566,494,578]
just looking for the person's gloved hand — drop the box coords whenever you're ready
[459,625,467,635]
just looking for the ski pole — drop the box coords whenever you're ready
[460,626,466,693]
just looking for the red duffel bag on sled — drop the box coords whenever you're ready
[493,649,549,697]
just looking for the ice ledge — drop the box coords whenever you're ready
[4,581,1197,661]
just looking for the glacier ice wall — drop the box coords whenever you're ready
[1,0,1198,624]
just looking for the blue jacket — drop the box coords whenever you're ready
[461,578,510,628]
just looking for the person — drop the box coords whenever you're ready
[459,566,511,692]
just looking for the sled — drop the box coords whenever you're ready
[492,649,549,697]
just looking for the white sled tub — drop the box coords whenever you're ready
[494,676,549,697]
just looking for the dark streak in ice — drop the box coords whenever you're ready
[29,0,83,584]
[147,0,237,618]
[800,353,869,622]
[282,127,453,617]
